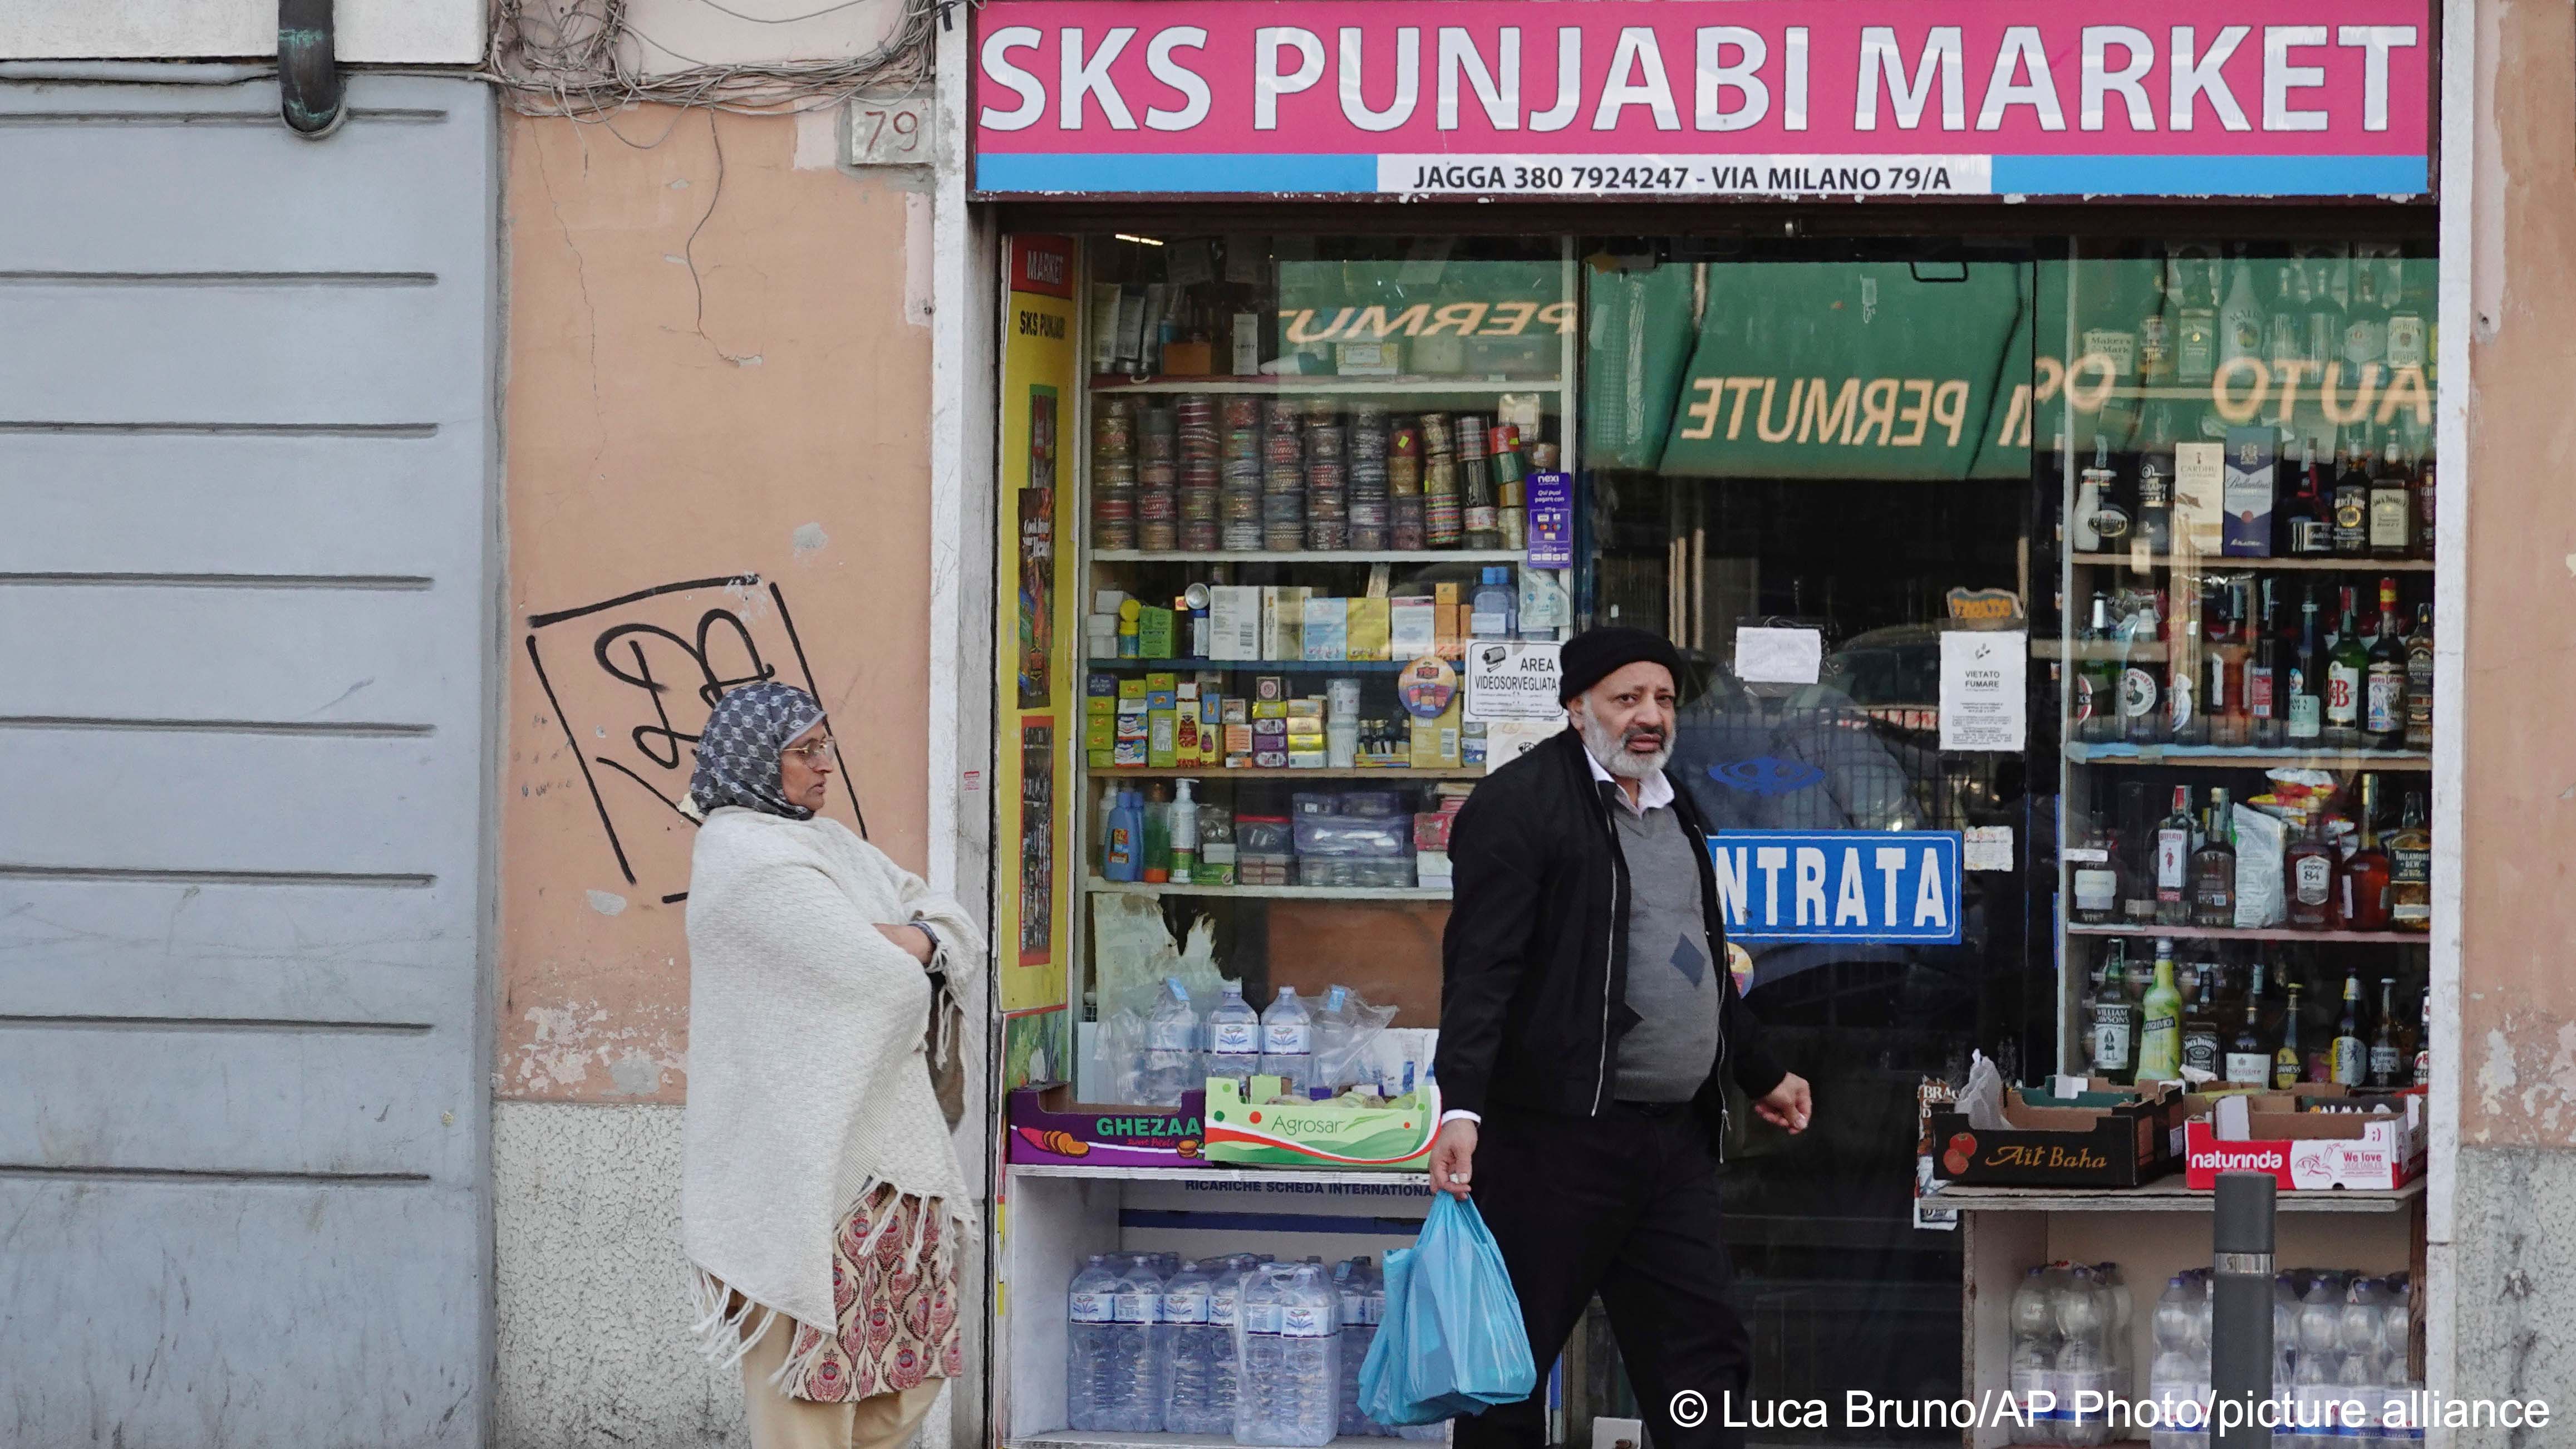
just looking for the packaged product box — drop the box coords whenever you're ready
[2176,440,2227,555]
[1223,723,1256,759]
[1112,737,1149,767]
[1348,598,1391,661]
[1410,696,1463,768]
[1198,692,1223,765]
[1007,1083,1213,1168]
[2221,428,2275,558]
[1334,340,1403,377]
[1148,709,1178,768]
[2181,1087,2425,1191]
[1222,696,1251,725]
[1389,597,1437,658]
[1262,588,1311,661]
[1162,340,1215,376]
[1253,675,1287,703]
[1084,714,1115,751]
[1137,605,1176,660]
[1117,677,1148,702]
[1927,1080,2185,1188]
[1250,700,1289,722]
[1201,1077,1437,1171]
[1209,586,1262,661]
[1174,685,1201,758]
[1413,811,1456,853]
[1415,849,1453,888]
[1302,596,1349,661]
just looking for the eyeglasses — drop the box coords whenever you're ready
[783,737,835,764]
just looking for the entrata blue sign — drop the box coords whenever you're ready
[1710,831,1963,944]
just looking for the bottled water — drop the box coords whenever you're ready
[1140,979,1202,1106]
[1100,1254,1166,1431]
[2092,1263,2134,1408]
[2147,1347,2205,1449]
[1334,1257,1383,1437]
[1208,985,1262,1090]
[1236,1264,1292,1443]
[1200,1258,1257,1435]
[2286,1343,2340,1449]
[1238,1262,1340,1446]
[2008,1266,2061,1445]
[1066,1255,1117,1432]
[1162,1260,1233,1435]
[2054,1266,2112,1447]
[1314,987,1354,1095]
[1261,987,1315,1099]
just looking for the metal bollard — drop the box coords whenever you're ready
[2210,1172,2277,1448]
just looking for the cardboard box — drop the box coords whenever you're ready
[1390,597,1438,659]
[1209,586,1262,661]
[1348,598,1390,661]
[1928,1082,2184,1187]
[2182,1091,2425,1191]
[1410,696,1463,768]
[1138,605,1176,660]
[1201,1077,1436,1171]
[1007,1083,1212,1168]
[2221,429,2275,558]
[1263,587,1311,661]
[1302,596,1348,661]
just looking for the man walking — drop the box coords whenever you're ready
[1430,626,1811,1449]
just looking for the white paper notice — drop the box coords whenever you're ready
[1484,719,1562,773]
[1963,825,2015,871]
[1938,630,2027,751]
[1463,641,1564,721]
[1733,626,1823,685]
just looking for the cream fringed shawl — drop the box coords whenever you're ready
[680,807,985,1383]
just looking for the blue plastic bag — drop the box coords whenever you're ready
[1359,1194,1537,1426]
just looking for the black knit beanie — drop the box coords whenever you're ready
[1556,626,1687,704]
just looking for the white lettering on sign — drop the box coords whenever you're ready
[1709,831,1961,941]
[1463,641,1564,721]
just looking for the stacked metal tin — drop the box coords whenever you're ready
[1387,420,1425,549]
[1418,412,1464,548]
[1092,397,1138,550]
[1303,398,1347,551]
[1346,403,1390,551]
[1262,397,1305,551]
[1456,414,1502,548]
[1490,421,1527,551]
[1219,395,1263,551]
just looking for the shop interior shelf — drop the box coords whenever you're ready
[1089,374,1565,395]
[1085,876,1452,902]
[1929,1175,2421,1215]
[1088,767,1483,780]
[2031,640,2169,662]
[1087,658,1419,673]
[2065,922,2425,945]
[1009,1161,1430,1188]
[1090,548,1526,564]
[2068,552,2436,573]
[2063,743,2431,770]
[1015,1432,1429,1449]
[2086,380,2437,403]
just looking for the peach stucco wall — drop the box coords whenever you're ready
[499,108,933,1103]
[2460,0,2576,1147]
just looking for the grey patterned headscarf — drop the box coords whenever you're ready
[685,682,828,821]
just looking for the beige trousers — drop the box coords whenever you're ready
[739,1317,946,1449]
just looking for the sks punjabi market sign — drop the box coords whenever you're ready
[971,1,2429,198]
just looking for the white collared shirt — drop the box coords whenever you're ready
[1440,742,1674,1128]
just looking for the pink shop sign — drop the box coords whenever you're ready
[971,0,2431,198]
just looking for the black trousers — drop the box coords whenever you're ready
[1457,1102,1752,1449]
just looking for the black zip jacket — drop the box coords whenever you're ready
[1433,727,1787,1143]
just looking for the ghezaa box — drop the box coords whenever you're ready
[2182,1088,2426,1190]
[1928,1080,2185,1187]
[1201,1077,1437,1171]
[1006,1083,1211,1168]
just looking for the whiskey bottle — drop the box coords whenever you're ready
[2331,973,2368,1085]
[2076,592,2118,743]
[2369,434,2414,556]
[2265,266,2307,366]
[2404,603,2435,750]
[2121,594,2165,744]
[2332,430,2372,556]
[2155,785,2195,926]
[2191,788,2238,927]
[2280,438,2335,557]
[2326,586,2368,745]
[2182,962,2225,1079]
[2219,258,2265,371]
[2386,270,2427,371]
[2368,978,2404,1087]
[2413,441,2437,561]
[2411,985,2432,1085]
[2285,806,2341,929]
[2091,941,2137,1082]
[2137,266,2176,385]
[2137,941,2186,1081]
[2248,579,2285,748]
[2176,261,2219,385]
[2343,774,2393,931]
[2070,808,2122,925]
[2274,982,2308,1089]
[2364,579,2407,750]
[2227,989,2272,1086]
[2302,259,2347,367]
[2288,587,2325,745]
[2135,405,2176,556]
[2343,266,2389,371]
[2077,433,2131,553]
[2387,789,2432,932]
[2120,782,2159,927]
[2209,579,2253,748]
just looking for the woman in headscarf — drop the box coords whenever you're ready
[677,682,984,1449]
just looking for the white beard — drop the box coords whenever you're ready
[1574,704,1672,780]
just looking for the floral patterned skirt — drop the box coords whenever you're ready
[775,1183,963,1403]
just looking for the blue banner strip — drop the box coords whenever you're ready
[977,153,1377,194]
[1991,154,2427,197]
[1119,1209,1426,1236]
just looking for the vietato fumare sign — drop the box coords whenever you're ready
[971,1,2430,198]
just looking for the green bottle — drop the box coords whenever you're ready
[2135,939,2185,1081]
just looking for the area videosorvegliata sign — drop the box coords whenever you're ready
[971,0,2430,198]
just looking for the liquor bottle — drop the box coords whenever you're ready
[2166,579,2203,745]
[2076,592,2118,742]
[2280,438,2334,557]
[2413,440,2437,561]
[2248,579,2284,748]
[2176,260,2219,386]
[2274,982,2308,1089]
[2368,978,2404,1087]
[2219,258,2265,372]
[2227,988,2272,1086]
[2302,259,2347,369]
[2411,985,2432,1085]
[2344,266,2389,372]
[2210,580,2253,747]
[2135,405,2176,556]
[2386,268,2427,371]
[2369,434,2415,556]
[2091,941,2137,1082]
[2121,594,2165,744]
[2155,786,2195,926]
[2076,433,2130,553]
[2070,808,2122,926]
[2137,941,2186,1081]
[2387,789,2432,932]
[2288,587,2325,745]
[2364,579,2408,749]
[2404,603,2436,750]
[2191,787,2238,927]
[2120,782,2158,927]
[2332,429,2372,556]
[2182,962,2225,1078]
[2285,807,2340,929]
[2326,586,2368,745]
[2137,266,2176,386]
[2264,266,2307,367]
[2331,974,2368,1085]
[2343,774,2393,931]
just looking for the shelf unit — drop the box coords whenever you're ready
[2063,744,2431,770]
[1088,659,1424,674]
[1092,548,1525,564]
[1010,1162,1430,1188]
[2070,552,2435,573]
[1089,767,1484,780]
[2066,922,2425,945]
[1091,374,1557,395]
[1933,1175,2421,1215]
[1085,876,1452,903]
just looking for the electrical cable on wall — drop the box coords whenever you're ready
[482,0,940,125]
